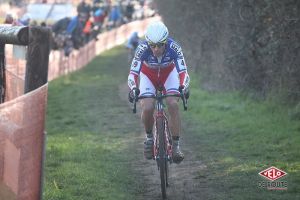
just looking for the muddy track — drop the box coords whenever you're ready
[119,84,207,200]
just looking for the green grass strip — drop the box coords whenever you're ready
[183,74,300,199]
[44,47,143,200]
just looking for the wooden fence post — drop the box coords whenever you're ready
[25,27,51,93]
[0,43,5,103]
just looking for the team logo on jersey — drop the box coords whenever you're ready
[134,44,147,59]
[178,58,186,71]
[128,78,136,88]
[181,59,185,66]
[170,42,182,57]
[131,60,140,71]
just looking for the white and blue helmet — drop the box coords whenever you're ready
[145,21,169,43]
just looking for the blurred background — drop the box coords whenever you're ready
[1,0,157,56]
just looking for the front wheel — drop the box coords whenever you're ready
[157,117,167,199]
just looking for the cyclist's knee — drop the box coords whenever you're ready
[141,99,155,111]
[142,104,155,113]
[167,100,179,112]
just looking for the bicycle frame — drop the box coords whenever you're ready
[153,90,173,163]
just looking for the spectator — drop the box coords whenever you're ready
[93,7,107,31]
[77,0,91,17]
[82,18,93,43]
[93,8,107,37]
[51,17,71,50]
[4,14,14,24]
[126,32,140,49]
[124,2,134,22]
[125,31,140,62]
[108,4,122,29]
[63,13,87,56]
[18,13,31,26]
[41,22,47,27]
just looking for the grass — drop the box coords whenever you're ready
[182,74,300,199]
[44,46,143,200]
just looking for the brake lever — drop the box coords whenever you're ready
[132,91,140,113]
[133,96,137,113]
[180,90,188,111]
[182,95,187,111]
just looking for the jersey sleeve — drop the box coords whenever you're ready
[127,43,148,90]
[170,41,190,88]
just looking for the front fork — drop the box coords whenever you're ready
[165,118,173,163]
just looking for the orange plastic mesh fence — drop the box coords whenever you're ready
[4,45,26,102]
[0,84,47,200]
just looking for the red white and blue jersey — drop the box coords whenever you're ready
[128,38,190,91]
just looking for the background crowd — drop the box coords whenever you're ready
[1,0,157,56]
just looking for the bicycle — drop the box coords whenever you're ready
[132,86,187,199]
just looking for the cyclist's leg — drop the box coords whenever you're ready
[164,68,184,163]
[141,98,155,129]
[164,68,181,137]
[139,72,156,159]
[166,96,180,136]
[139,72,156,131]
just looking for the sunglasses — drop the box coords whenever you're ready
[149,42,166,48]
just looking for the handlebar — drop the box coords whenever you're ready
[132,90,188,113]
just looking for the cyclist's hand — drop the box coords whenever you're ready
[179,85,190,100]
[178,85,185,93]
[128,87,140,103]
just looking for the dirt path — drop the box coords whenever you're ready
[119,84,207,200]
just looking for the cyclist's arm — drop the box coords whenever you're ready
[127,43,147,90]
[128,72,138,89]
[170,41,190,88]
[179,70,190,89]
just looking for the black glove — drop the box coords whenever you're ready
[128,88,140,103]
[179,85,190,100]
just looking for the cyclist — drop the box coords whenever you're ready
[125,31,140,62]
[127,21,190,164]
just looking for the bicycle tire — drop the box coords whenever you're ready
[165,121,171,187]
[157,116,167,199]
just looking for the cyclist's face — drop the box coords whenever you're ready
[149,43,166,57]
